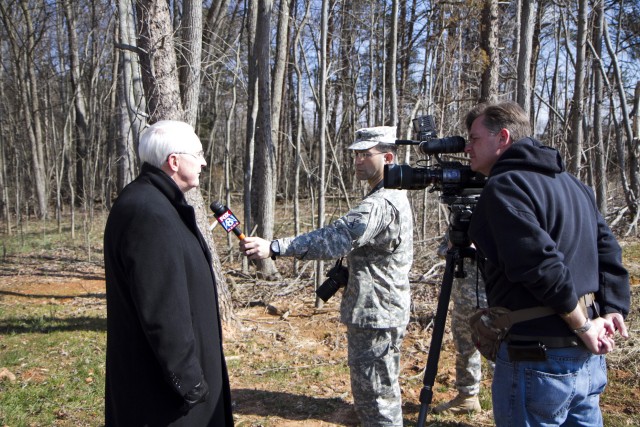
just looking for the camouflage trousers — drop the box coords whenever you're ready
[347,325,406,427]
[450,261,489,396]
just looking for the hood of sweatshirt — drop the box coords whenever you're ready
[490,137,564,177]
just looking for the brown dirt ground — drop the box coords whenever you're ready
[1,249,637,426]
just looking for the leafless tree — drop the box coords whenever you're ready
[567,0,588,175]
[115,0,145,192]
[2,0,640,245]
[250,0,279,277]
[134,0,236,324]
[389,0,399,127]
[179,0,202,126]
[591,1,606,214]
[480,0,499,103]
[0,0,48,219]
[516,0,536,115]
[62,0,90,206]
[603,18,639,224]
[272,0,290,156]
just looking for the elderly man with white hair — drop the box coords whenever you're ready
[104,120,234,426]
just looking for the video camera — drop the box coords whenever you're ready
[383,115,486,247]
[383,115,485,201]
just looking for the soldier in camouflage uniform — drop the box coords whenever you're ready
[432,237,488,414]
[241,126,414,426]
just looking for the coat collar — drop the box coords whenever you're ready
[140,163,186,206]
[138,163,211,262]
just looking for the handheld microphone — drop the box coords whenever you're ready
[210,201,246,240]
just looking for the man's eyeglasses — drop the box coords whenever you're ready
[172,151,205,160]
[352,152,386,160]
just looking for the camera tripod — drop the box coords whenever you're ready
[416,242,476,426]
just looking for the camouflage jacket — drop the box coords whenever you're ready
[277,184,414,328]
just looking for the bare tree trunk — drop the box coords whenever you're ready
[313,0,330,307]
[291,0,309,275]
[66,122,76,239]
[634,81,640,154]
[250,0,278,277]
[568,0,588,175]
[180,0,202,127]
[271,0,290,155]
[176,0,228,299]
[480,0,499,103]
[62,0,90,206]
[244,0,259,249]
[116,0,145,190]
[116,62,138,191]
[0,128,9,235]
[603,19,638,217]
[135,0,237,325]
[0,0,48,219]
[367,10,375,125]
[529,2,543,128]
[389,0,398,127]
[272,0,290,196]
[204,0,231,35]
[632,78,640,226]
[516,0,536,115]
[223,52,240,239]
[0,59,10,233]
[136,0,182,122]
[540,20,562,147]
[592,2,606,214]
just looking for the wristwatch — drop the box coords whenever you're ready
[270,240,280,261]
[572,318,592,335]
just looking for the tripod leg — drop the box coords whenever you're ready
[416,248,458,426]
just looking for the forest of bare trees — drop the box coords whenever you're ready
[1,0,639,278]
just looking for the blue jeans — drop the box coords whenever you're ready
[492,341,607,426]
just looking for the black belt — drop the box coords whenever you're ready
[507,334,581,348]
[506,292,596,349]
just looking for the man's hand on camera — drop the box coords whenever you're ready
[240,236,271,260]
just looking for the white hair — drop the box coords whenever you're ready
[138,120,201,167]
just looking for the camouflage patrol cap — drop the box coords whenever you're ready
[348,126,397,150]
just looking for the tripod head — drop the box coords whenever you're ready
[445,194,478,248]
[443,194,479,278]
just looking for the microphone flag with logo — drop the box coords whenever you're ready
[210,201,246,240]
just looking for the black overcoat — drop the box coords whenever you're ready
[104,164,233,426]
